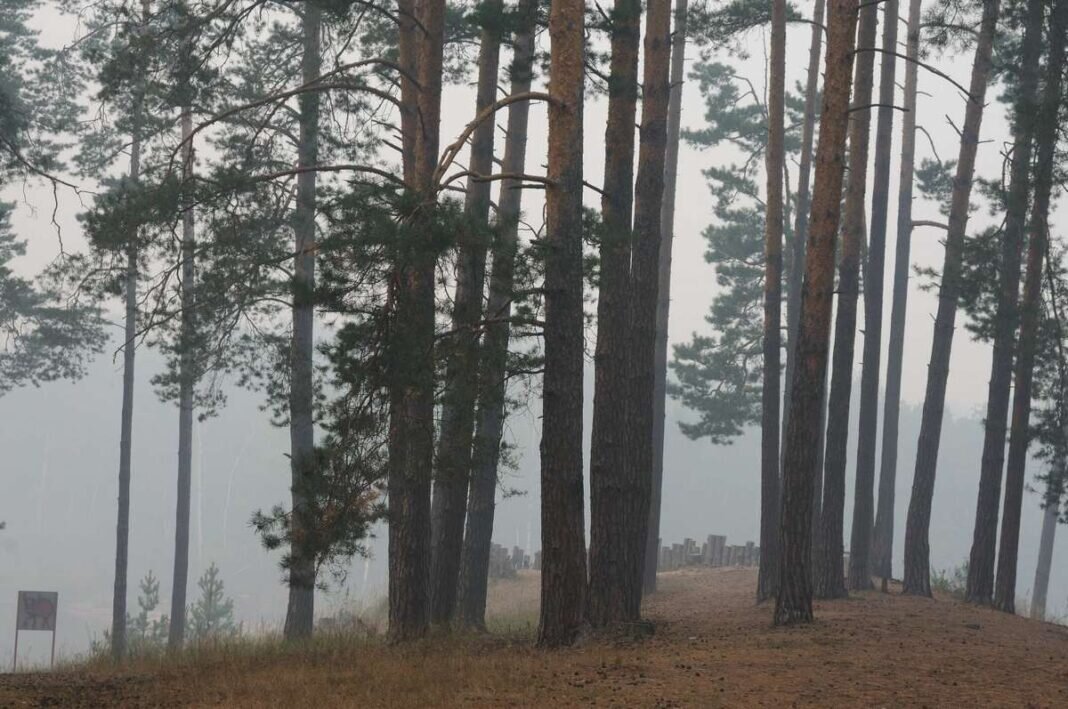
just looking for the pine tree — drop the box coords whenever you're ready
[849,0,898,592]
[871,0,924,588]
[965,0,1045,606]
[538,0,587,648]
[430,0,505,627]
[993,0,1068,612]
[903,0,1000,597]
[817,0,877,599]
[588,0,643,627]
[775,0,858,625]
[644,0,690,596]
[458,0,540,630]
[758,0,786,604]
[623,0,672,618]
[188,563,238,642]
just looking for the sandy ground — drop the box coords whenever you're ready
[2,567,1068,707]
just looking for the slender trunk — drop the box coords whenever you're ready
[458,0,537,630]
[965,0,1044,606]
[784,0,826,565]
[1030,497,1058,621]
[850,0,897,592]
[168,107,196,649]
[774,0,858,625]
[872,0,922,588]
[284,3,321,640]
[429,1,502,626]
[388,0,445,642]
[644,0,689,596]
[816,0,877,599]
[994,0,1068,612]
[111,0,149,660]
[538,0,587,647]
[587,0,641,627]
[757,0,787,604]
[623,0,672,620]
[902,0,999,596]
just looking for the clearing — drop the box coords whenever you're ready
[2,567,1067,707]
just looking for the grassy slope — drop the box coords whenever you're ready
[3,568,1068,707]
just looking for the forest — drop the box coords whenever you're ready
[2,0,1068,703]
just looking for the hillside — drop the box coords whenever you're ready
[2,568,1067,707]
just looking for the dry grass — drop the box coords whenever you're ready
[4,568,1068,707]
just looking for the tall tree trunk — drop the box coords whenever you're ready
[429,1,503,627]
[458,0,537,631]
[872,0,922,588]
[284,2,321,640]
[623,0,672,620]
[587,0,641,628]
[757,0,786,605]
[538,0,587,648]
[111,0,149,660]
[902,0,1000,596]
[774,0,858,625]
[994,0,1068,612]
[388,0,445,642]
[643,0,689,597]
[965,0,1044,606]
[1030,496,1058,621]
[783,0,826,566]
[168,106,196,649]
[815,0,877,599]
[851,0,897,592]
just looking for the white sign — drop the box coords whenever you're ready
[16,591,58,632]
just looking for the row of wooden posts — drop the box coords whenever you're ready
[487,534,760,582]
[658,535,760,571]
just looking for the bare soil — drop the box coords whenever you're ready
[2,567,1067,707]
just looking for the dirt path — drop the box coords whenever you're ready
[2,568,1067,707]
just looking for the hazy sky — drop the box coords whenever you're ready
[3,4,1065,666]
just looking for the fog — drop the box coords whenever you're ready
[2,6,1065,667]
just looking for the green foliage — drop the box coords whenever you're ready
[930,560,969,599]
[129,570,170,650]
[688,0,802,56]
[0,204,106,394]
[668,60,806,443]
[188,563,239,642]
[91,570,169,656]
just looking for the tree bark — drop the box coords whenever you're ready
[993,0,1068,612]
[429,0,502,627]
[644,0,689,597]
[1030,496,1058,621]
[169,106,196,649]
[850,0,897,592]
[111,0,149,660]
[964,0,1044,606]
[902,0,999,596]
[621,0,672,620]
[872,0,922,588]
[774,0,858,625]
[284,2,321,641]
[782,0,826,569]
[458,0,537,631]
[587,0,641,628]
[539,0,588,648]
[388,0,445,642]
[815,0,877,600]
[757,0,787,605]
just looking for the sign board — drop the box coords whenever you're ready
[13,591,58,670]
[17,591,58,632]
